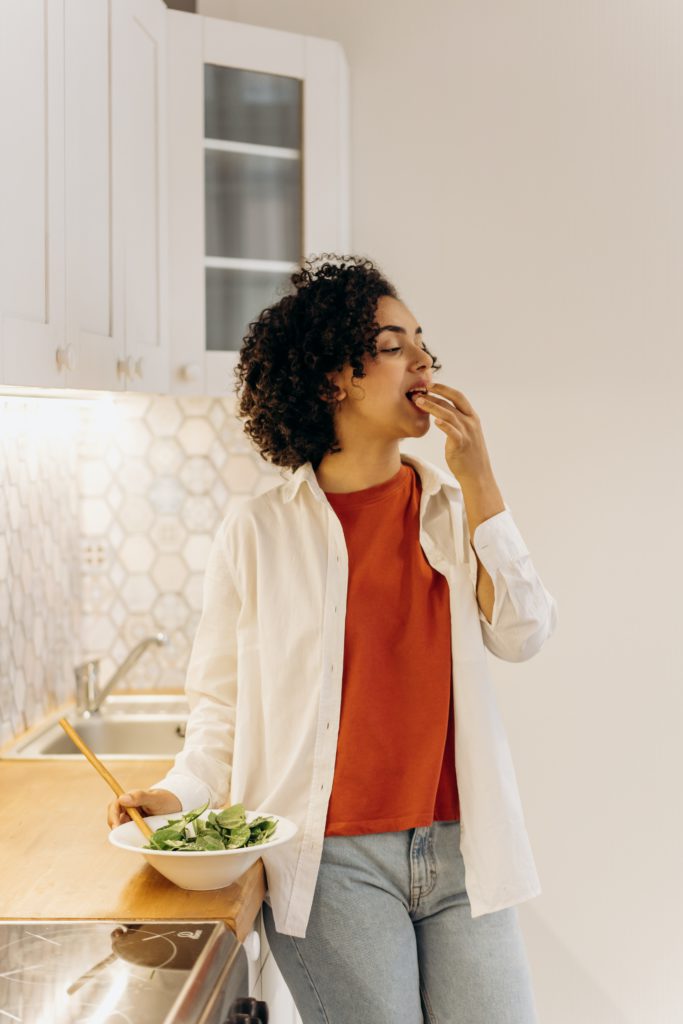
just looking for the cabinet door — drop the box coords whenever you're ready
[0,0,68,388]
[166,11,206,393]
[64,0,123,391]
[166,12,351,396]
[111,0,169,393]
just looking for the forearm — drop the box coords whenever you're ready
[460,471,506,624]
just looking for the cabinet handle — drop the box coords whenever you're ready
[134,357,144,380]
[55,345,75,372]
[117,355,136,382]
[180,362,201,382]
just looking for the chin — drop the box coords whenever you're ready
[390,402,431,438]
[412,409,431,431]
[399,418,430,439]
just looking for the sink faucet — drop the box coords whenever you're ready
[74,632,169,715]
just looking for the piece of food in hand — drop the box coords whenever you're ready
[143,801,278,852]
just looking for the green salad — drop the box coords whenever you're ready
[143,801,278,852]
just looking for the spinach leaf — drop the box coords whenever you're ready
[143,801,278,853]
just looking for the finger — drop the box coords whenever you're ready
[108,802,127,829]
[433,418,464,438]
[428,383,477,417]
[120,790,146,807]
[413,394,460,421]
[421,392,454,408]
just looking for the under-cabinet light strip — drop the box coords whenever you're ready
[204,257,299,273]
[204,138,300,160]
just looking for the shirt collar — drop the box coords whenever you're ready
[280,451,462,505]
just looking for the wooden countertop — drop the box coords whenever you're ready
[0,759,265,943]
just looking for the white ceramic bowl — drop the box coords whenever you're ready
[109,808,297,890]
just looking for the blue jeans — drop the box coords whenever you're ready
[262,821,540,1023]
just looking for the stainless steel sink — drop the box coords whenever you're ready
[1,695,190,760]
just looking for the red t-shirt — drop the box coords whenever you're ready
[323,461,460,835]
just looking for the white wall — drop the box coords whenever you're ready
[200,3,683,1021]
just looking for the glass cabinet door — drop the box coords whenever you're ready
[167,11,349,395]
[204,65,302,352]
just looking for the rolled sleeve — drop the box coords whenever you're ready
[472,507,531,575]
[472,507,558,662]
[148,773,212,813]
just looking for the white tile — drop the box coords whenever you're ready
[120,536,156,573]
[178,417,214,455]
[183,534,212,572]
[1,390,287,744]
[151,555,189,592]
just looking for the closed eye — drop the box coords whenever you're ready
[381,345,437,361]
[381,346,430,354]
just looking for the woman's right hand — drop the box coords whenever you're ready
[107,788,182,829]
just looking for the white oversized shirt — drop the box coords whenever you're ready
[151,451,558,938]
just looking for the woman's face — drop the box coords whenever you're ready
[330,295,436,442]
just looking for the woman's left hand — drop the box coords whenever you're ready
[412,383,493,481]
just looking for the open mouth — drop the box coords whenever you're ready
[405,387,429,407]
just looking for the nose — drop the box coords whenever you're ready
[411,345,433,369]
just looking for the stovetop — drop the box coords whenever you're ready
[0,919,246,1024]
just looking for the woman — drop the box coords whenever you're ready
[107,254,557,1023]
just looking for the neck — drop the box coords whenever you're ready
[314,442,404,494]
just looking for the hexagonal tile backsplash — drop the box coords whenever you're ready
[0,393,285,745]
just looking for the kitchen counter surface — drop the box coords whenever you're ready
[0,759,265,942]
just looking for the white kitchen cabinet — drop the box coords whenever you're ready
[63,0,122,391]
[1,3,349,398]
[0,0,68,388]
[0,0,169,394]
[66,0,169,393]
[166,11,351,396]
[110,0,169,393]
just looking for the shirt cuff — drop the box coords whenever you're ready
[148,773,213,813]
[471,507,530,576]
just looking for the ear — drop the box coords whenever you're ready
[321,370,346,403]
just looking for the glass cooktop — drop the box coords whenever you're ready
[0,919,244,1023]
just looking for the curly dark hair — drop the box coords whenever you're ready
[232,253,442,470]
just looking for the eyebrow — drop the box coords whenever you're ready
[377,325,423,336]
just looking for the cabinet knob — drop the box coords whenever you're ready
[117,355,136,381]
[55,344,75,372]
[180,362,201,382]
